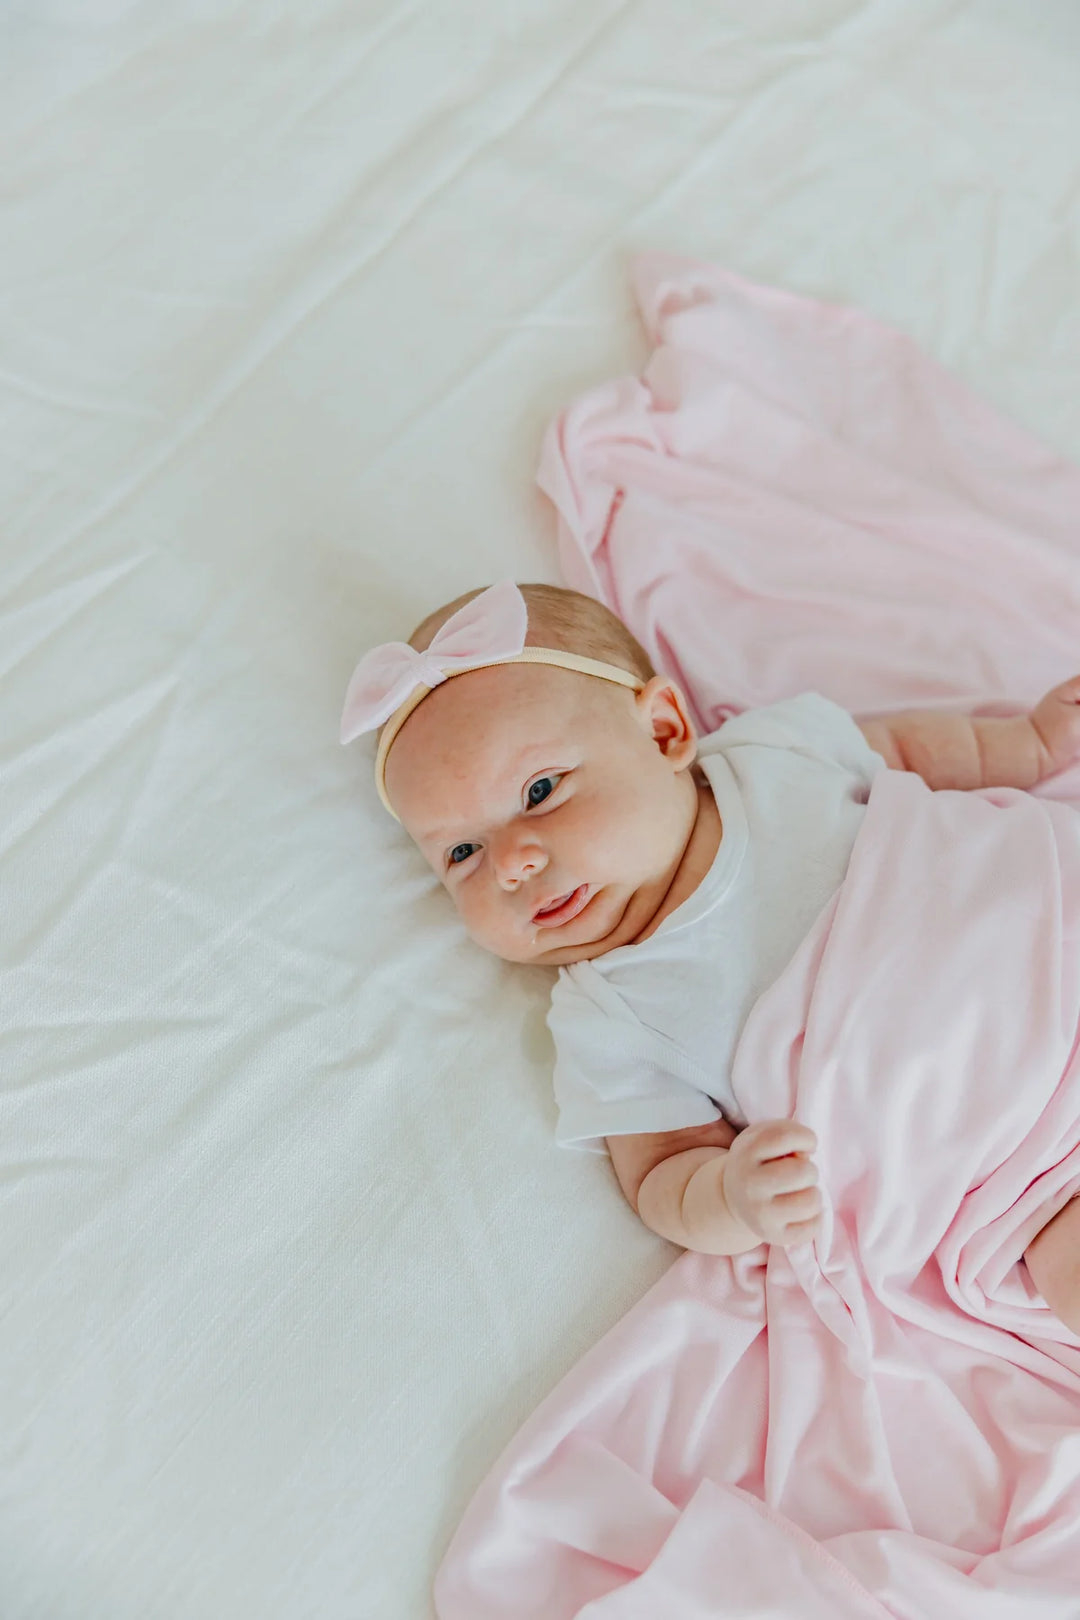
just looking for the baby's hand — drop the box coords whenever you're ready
[721,1120,822,1248]
[1031,675,1080,778]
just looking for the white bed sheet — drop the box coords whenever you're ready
[2,3,1079,1616]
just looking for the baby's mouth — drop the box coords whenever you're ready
[532,884,591,929]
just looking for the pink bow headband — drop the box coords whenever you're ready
[339,580,645,817]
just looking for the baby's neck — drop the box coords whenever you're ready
[627,777,722,948]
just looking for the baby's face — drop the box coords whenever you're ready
[384,662,700,965]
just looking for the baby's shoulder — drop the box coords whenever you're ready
[699,692,846,750]
[700,692,881,786]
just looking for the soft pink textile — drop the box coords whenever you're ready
[434,263,1080,1617]
[538,255,1080,736]
[437,776,1080,1618]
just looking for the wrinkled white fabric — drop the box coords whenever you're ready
[4,5,1080,1619]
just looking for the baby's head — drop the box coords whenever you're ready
[343,583,702,966]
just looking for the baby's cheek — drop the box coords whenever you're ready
[452,885,509,952]
[558,796,618,859]
[574,808,638,872]
[445,880,475,924]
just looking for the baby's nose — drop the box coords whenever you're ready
[492,831,548,891]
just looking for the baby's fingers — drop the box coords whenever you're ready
[1048,674,1080,705]
[776,1214,824,1249]
[747,1119,817,1162]
[769,1188,824,1248]
[773,1185,823,1222]
[1033,676,1080,772]
[755,1153,819,1196]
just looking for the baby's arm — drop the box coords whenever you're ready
[857,675,1080,791]
[607,1118,822,1255]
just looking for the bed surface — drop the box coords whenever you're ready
[3,4,1080,1616]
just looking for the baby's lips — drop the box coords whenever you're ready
[531,884,591,929]
[533,889,574,920]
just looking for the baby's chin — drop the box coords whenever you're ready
[469,890,633,967]
[483,937,606,968]
[466,928,583,967]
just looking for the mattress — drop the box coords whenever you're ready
[2,3,1079,1617]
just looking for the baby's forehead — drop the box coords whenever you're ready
[387,664,612,826]
[423,660,595,744]
[420,670,589,771]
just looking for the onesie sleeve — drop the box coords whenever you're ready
[706,692,885,790]
[547,967,724,1154]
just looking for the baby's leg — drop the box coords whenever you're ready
[1024,1196,1080,1335]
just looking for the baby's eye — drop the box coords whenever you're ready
[525,773,563,808]
[448,842,479,867]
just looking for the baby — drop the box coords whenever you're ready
[341,579,1080,1332]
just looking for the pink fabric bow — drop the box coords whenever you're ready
[339,579,528,743]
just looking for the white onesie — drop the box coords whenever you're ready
[547,693,885,1151]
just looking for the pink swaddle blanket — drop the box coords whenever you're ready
[539,254,1080,735]
[435,260,1080,1618]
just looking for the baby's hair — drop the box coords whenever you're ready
[409,583,656,683]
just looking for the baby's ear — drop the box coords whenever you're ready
[636,677,697,770]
